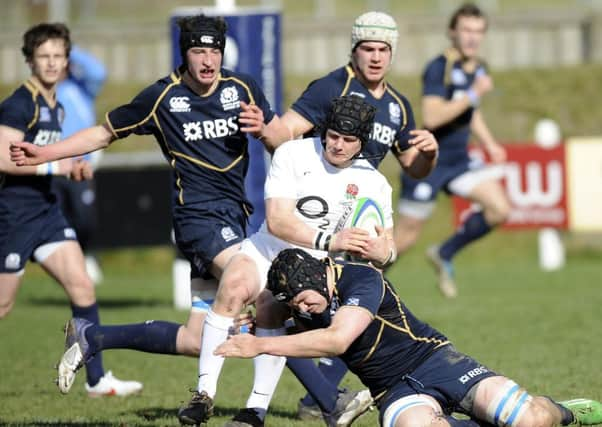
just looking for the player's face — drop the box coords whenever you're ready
[186,47,223,88]
[351,41,392,84]
[291,290,328,314]
[450,16,487,59]
[323,129,361,168]
[28,39,68,88]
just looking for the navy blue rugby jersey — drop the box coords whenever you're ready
[423,48,487,165]
[106,67,275,211]
[291,65,415,168]
[0,80,63,204]
[295,262,449,399]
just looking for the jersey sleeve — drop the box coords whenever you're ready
[290,76,340,129]
[338,265,383,316]
[245,75,275,124]
[391,96,416,156]
[264,140,299,199]
[422,58,447,97]
[0,92,35,133]
[105,83,162,139]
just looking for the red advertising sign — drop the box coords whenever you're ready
[452,144,568,229]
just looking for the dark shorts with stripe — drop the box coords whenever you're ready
[0,201,77,273]
[379,345,497,423]
[173,203,247,279]
[400,161,471,202]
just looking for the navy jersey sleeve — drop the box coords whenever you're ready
[391,95,417,156]
[0,90,35,133]
[291,75,341,128]
[244,74,275,124]
[337,264,383,316]
[106,83,163,139]
[422,57,447,98]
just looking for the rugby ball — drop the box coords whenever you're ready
[347,197,385,237]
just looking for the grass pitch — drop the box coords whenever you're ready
[0,221,600,426]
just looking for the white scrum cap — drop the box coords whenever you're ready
[351,11,399,60]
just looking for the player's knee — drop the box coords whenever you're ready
[176,325,201,356]
[485,198,511,226]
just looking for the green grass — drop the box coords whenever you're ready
[0,217,601,426]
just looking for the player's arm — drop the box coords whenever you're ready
[422,94,472,130]
[396,129,439,179]
[471,109,506,163]
[265,197,370,254]
[0,125,71,176]
[358,225,397,269]
[280,109,314,139]
[215,306,372,359]
[422,61,493,130]
[10,124,114,167]
[238,101,292,152]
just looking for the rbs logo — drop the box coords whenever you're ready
[182,117,239,142]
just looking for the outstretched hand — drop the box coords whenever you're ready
[9,141,47,166]
[239,101,265,137]
[214,333,260,358]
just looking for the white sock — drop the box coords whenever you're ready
[246,327,287,410]
[197,309,234,398]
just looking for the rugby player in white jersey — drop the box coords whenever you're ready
[178,95,430,426]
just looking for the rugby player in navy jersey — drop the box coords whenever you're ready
[275,11,440,421]
[396,3,510,298]
[0,23,141,397]
[216,248,602,427]
[178,95,403,427]
[10,15,288,395]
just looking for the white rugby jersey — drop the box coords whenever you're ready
[254,137,393,259]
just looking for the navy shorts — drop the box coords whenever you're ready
[400,161,471,203]
[0,201,77,273]
[379,345,497,423]
[173,204,247,278]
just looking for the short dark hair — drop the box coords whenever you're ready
[21,22,71,62]
[448,3,487,30]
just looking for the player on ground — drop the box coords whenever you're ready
[217,247,602,427]
[177,95,411,427]
[277,11,439,419]
[9,15,288,394]
[0,22,141,396]
[395,3,510,298]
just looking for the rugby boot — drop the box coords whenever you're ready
[85,371,142,397]
[222,408,264,427]
[56,318,94,394]
[322,388,373,427]
[426,245,458,298]
[297,399,322,421]
[560,398,602,425]
[178,390,214,425]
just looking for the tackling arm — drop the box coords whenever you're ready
[215,306,372,359]
[10,124,114,167]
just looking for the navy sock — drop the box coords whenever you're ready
[71,303,104,386]
[301,357,348,407]
[439,211,492,260]
[287,357,338,413]
[85,320,181,355]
